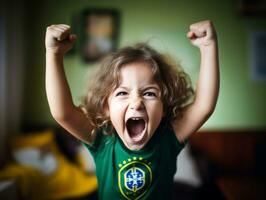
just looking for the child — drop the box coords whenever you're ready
[45,20,219,200]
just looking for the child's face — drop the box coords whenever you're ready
[107,62,164,150]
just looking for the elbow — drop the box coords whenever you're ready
[205,109,214,119]
[195,99,218,119]
[50,110,71,123]
[200,106,215,120]
[49,103,76,123]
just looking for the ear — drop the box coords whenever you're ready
[104,95,112,118]
[104,105,110,117]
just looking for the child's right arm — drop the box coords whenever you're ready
[45,24,95,144]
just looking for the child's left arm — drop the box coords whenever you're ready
[172,20,220,142]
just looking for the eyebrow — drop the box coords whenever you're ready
[117,85,160,91]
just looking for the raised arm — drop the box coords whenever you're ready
[45,24,95,144]
[172,20,220,142]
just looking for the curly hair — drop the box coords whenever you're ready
[80,43,195,133]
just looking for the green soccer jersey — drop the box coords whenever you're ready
[83,119,185,200]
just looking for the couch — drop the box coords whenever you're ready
[189,130,266,200]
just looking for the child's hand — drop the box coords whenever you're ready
[45,24,77,55]
[187,20,217,48]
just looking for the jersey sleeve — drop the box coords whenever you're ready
[162,120,187,156]
[82,127,112,156]
[168,124,187,150]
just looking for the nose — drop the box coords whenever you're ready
[129,95,144,110]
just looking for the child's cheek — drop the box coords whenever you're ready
[109,99,126,132]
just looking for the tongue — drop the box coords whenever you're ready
[127,119,145,138]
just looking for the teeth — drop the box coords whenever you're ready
[131,117,141,120]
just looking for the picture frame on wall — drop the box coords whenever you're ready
[236,0,266,16]
[80,9,120,63]
[250,31,266,81]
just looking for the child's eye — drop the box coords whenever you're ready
[116,91,128,96]
[143,92,156,97]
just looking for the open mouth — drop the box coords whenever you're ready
[126,117,146,142]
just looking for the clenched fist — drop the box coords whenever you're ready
[45,24,77,55]
[187,20,217,48]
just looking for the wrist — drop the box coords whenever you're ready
[46,50,64,59]
[199,40,218,54]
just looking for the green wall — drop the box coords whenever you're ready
[22,0,266,130]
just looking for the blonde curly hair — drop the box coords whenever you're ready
[81,43,194,133]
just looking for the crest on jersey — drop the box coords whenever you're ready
[118,157,152,200]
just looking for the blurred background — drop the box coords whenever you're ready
[0,0,266,199]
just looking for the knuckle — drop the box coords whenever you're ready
[49,24,56,29]
[65,27,71,32]
[205,20,212,26]
[47,24,56,31]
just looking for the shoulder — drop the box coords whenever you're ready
[82,125,115,154]
[159,119,187,152]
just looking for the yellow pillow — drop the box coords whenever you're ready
[9,130,97,200]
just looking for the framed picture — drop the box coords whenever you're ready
[250,31,266,81]
[80,9,120,63]
[236,0,266,16]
